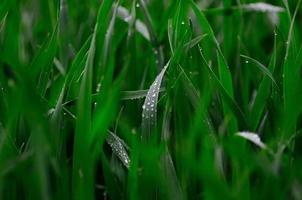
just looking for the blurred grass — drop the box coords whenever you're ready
[0,0,302,199]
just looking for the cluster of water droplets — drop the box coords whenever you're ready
[106,132,130,168]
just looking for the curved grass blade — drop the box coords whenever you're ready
[141,62,169,140]
[282,0,302,136]
[240,55,278,88]
[184,34,208,49]
[31,24,58,95]
[198,48,248,129]
[65,35,92,86]
[249,34,277,131]
[62,88,165,107]
[106,131,130,169]
[103,1,119,68]
[121,88,165,100]
[189,0,239,132]
[217,51,238,134]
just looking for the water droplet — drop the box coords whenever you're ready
[152,93,156,97]
[136,3,140,8]
[245,60,249,64]
[181,21,185,25]
[96,83,101,92]
[142,105,146,109]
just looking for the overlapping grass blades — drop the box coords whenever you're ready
[245,34,277,131]
[189,0,240,132]
[71,6,97,200]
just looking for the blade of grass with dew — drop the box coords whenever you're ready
[141,54,184,198]
[106,131,130,169]
[141,61,169,139]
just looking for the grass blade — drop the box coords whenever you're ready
[240,55,278,88]
[106,131,130,169]
[248,34,277,131]
[141,62,169,139]
[71,7,98,200]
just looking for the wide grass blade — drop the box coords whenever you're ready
[71,6,98,200]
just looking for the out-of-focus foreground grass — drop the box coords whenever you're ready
[0,0,302,199]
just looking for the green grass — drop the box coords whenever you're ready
[1,0,302,199]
